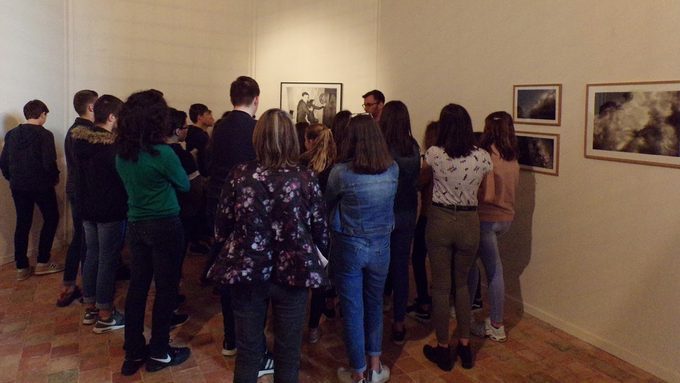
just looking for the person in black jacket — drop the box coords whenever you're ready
[0,99,63,281]
[72,95,128,334]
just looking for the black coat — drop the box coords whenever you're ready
[0,124,59,191]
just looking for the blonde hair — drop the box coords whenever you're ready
[253,109,299,169]
[301,126,336,174]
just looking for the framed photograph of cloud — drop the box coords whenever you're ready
[585,80,680,168]
[517,132,560,176]
[513,84,562,126]
[280,82,343,128]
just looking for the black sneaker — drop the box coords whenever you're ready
[406,303,431,323]
[93,310,125,334]
[221,339,236,356]
[423,344,453,371]
[121,347,148,376]
[146,346,191,372]
[257,352,274,378]
[456,342,474,369]
[392,327,406,345]
[169,313,189,330]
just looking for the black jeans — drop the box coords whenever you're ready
[411,215,431,305]
[123,216,184,359]
[11,188,59,269]
[232,282,308,383]
[219,284,236,347]
[388,210,417,322]
[63,193,85,286]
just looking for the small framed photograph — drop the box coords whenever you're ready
[585,80,680,168]
[280,82,343,127]
[513,84,562,126]
[517,131,560,176]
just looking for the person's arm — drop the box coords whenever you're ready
[478,170,496,204]
[308,174,329,255]
[162,147,190,193]
[41,131,60,185]
[214,169,237,243]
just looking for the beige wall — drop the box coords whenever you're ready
[1,0,678,380]
[377,1,680,381]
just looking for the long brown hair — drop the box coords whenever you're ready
[380,101,418,157]
[479,111,518,161]
[301,126,336,173]
[337,114,393,174]
[253,109,299,169]
[436,103,476,159]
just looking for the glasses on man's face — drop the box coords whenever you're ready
[362,102,377,109]
[352,112,372,117]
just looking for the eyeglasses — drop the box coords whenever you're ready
[352,112,372,117]
[362,102,378,108]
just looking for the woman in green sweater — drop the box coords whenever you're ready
[114,90,191,376]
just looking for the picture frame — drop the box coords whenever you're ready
[584,80,680,169]
[516,131,560,176]
[513,84,562,126]
[280,82,343,127]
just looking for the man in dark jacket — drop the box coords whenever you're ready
[0,99,63,280]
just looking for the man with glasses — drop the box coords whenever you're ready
[362,89,385,122]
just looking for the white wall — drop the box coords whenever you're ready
[377,1,680,381]
[0,0,69,265]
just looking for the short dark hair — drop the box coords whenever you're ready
[93,95,123,124]
[338,114,393,174]
[362,89,385,104]
[302,92,309,97]
[116,89,168,162]
[230,76,260,106]
[23,99,49,120]
[73,90,98,116]
[436,103,476,159]
[168,108,188,137]
[189,103,210,123]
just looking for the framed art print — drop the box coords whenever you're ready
[280,82,343,127]
[513,84,562,126]
[517,131,560,176]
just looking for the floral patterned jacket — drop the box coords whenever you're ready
[208,161,329,288]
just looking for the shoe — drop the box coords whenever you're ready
[257,352,274,378]
[450,306,456,319]
[337,367,365,383]
[482,317,507,342]
[392,327,406,345]
[93,310,125,334]
[368,364,390,383]
[406,303,431,323]
[34,262,64,275]
[470,319,486,338]
[169,313,189,330]
[456,342,474,369]
[221,339,236,356]
[83,307,99,325]
[115,264,131,281]
[189,242,210,255]
[121,358,145,376]
[56,286,82,307]
[471,300,483,312]
[16,267,33,281]
[308,327,321,344]
[146,346,191,372]
[423,344,453,371]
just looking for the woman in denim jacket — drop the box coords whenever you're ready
[208,109,329,383]
[327,114,397,383]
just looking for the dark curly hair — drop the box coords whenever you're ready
[116,89,168,161]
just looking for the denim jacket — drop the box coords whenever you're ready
[325,161,398,237]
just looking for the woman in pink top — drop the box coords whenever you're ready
[469,111,519,343]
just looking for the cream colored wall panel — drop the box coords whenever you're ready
[378,1,680,380]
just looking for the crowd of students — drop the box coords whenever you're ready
[0,75,520,383]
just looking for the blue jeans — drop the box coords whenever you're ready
[332,232,390,373]
[468,221,512,324]
[231,282,307,383]
[123,217,184,360]
[82,220,126,310]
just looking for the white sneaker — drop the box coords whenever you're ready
[369,364,390,383]
[483,318,507,342]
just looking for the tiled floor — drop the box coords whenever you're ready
[0,251,664,383]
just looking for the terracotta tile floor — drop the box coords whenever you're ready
[0,252,664,383]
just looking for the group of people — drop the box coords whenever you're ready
[0,75,520,383]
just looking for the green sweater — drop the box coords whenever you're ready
[115,144,190,222]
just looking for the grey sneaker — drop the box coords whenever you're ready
[483,317,507,342]
[34,262,65,275]
[17,267,33,281]
[368,364,390,383]
[93,310,125,334]
[83,307,99,325]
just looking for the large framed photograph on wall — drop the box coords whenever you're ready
[513,84,562,126]
[585,80,680,168]
[280,82,343,127]
[517,131,560,176]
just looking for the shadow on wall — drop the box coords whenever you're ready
[500,170,536,321]
[0,114,21,264]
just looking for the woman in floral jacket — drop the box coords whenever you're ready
[208,108,329,383]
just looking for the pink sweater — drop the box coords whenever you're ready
[478,147,519,222]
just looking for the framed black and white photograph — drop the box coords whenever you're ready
[513,84,562,126]
[280,82,343,127]
[517,132,559,176]
[585,80,680,168]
